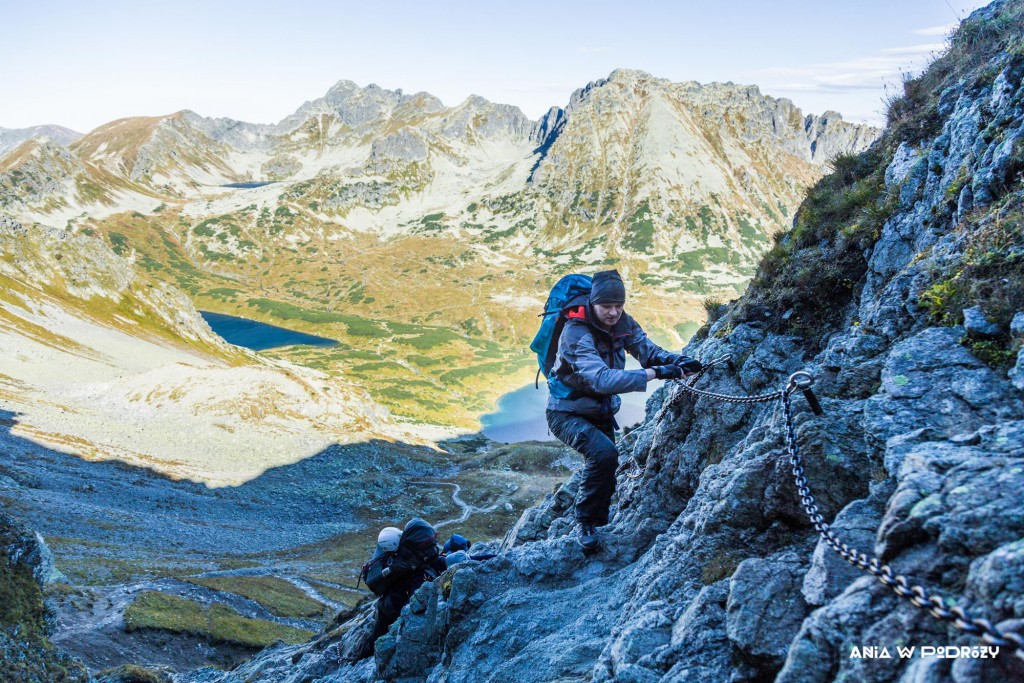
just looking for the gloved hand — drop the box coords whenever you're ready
[653,365,684,380]
[673,356,703,374]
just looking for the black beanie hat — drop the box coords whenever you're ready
[590,270,626,305]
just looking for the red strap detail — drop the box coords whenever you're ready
[566,306,586,320]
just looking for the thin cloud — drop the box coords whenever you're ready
[880,43,946,55]
[753,40,947,97]
[913,23,957,36]
[773,81,885,94]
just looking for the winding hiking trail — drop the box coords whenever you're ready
[410,480,501,528]
[191,565,362,612]
[49,565,364,663]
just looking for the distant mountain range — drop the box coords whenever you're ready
[0,69,880,436]
[1,70,878,292]
[0,124,81,155]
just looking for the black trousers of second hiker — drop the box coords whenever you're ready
[546,409,618,525]
[372,590,408,640]
[358,588,410,659]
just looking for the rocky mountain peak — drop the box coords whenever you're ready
[606,67,659,84]
[69,111,236,185]
[438,95,533,143]
[296,79,410,127]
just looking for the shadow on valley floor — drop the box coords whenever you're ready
[0,408,575,673]
[0,409,572,585]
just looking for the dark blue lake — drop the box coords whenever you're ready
[222,181,276,189]
[200,311,338,351]
[479,357,662,443]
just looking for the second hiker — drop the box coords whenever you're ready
[545,269,701,550]
[357,518,445,659]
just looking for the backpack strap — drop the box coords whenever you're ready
[566,305,586,320]
[547,304,587,373]
[542,314,568,377]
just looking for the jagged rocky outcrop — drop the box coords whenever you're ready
[1,512,87,682]
[0,139,98,209]
[181,2,1024,681]
[525,70,880,277]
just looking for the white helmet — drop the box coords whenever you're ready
[377,526,402,552]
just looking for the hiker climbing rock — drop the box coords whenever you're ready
[356,518,445,660]
[535,270,701,550]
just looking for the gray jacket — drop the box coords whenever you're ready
[546,295,681,419]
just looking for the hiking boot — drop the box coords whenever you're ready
[577,522,600,550]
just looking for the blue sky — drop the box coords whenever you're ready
[0,0,992,133]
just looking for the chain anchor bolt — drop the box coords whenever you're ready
[787,371,824,416]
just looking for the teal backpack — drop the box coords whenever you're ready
[530,274,592,399]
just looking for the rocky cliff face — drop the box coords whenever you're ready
[523,70,880,292]
[179,2,1024,681]
[0,512,87,682]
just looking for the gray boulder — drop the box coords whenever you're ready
[962,306,1003,337]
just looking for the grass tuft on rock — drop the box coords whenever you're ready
[1,513,89,681]
[93,663,171,683]
[885,0,1024,145]
[725,143,897,347]
[712,1,1024,352]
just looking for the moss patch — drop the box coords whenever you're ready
[701,551,742,585]
[124,591,314,648]
[185,575,325,619]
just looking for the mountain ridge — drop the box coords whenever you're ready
[0,124,82,156]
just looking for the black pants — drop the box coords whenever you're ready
[371,589,410,641]
[546,409,618,525]
[356,588,411,660]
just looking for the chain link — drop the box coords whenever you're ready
[779,388,1024,659]
[618,359,1023,657]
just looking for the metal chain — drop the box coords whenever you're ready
[622,355,780,479]
[619,360,1023,656]
[779,385,1024,659]
[669,354,786,406]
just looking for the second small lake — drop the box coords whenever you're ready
[200,311,338,350]
[479,357,662,443]
[221,181,277,189]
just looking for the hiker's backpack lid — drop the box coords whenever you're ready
[400,517,438,549]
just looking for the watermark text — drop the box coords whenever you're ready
[850,645,1001,659]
